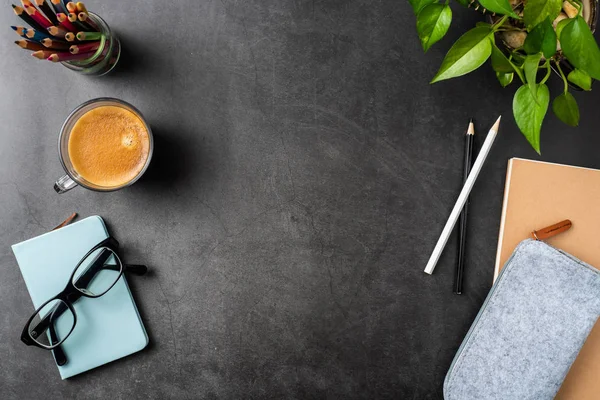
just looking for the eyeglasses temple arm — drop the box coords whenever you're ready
[49,318,67,366]
[125,264,147,275]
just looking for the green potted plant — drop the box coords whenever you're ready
[410,0,599,153]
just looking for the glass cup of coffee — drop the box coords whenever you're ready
[54,98,153,194]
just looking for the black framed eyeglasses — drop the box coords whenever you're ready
[20,236,147,364]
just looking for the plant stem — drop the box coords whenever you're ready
[498,26,527,32]
[566,0,582,14]
[492,15,509,32]
[508,57,526,84]
[540,60,552,85]
[555,60,569,93]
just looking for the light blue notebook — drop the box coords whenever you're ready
[12,216,148,379]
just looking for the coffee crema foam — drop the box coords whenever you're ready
[68,105,150,188]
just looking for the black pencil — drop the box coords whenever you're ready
[35,0,59,25]
[453,119,475,295]
[12,4,46,32]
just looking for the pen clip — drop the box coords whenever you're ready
[531,219,572,241]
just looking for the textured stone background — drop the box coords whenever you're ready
[1,1,600,398]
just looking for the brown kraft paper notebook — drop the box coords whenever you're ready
[495,158,600,400]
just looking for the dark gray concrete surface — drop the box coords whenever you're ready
[1,1,600,399]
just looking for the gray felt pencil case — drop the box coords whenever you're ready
[444,239,600,400]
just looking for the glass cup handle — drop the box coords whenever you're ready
[54,175,77,194]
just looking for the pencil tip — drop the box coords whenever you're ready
[491,115,501,132]
[467,120,475,135]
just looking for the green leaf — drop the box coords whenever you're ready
[523,18,557,58]
[454,0,470,6]
[555,18,572,39]
[496,72,514,87]
[513,84,550,154]
[552,92,580,126]
[477,0,519,17]
[416,4,452,52]
[431,26,493,83]
[409,0,437,15]
[568,69,592,91]
[523,0,562,29]
[491,42,514,73]
[524,53,542,99]
[561,16,600,80]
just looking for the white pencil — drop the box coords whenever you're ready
[424,116,502,275]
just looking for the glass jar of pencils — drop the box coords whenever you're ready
[61,12,120,76]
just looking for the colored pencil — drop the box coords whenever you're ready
[67,12,87,30]
[31,49,54,59]
[25,27,51,41]
[75,1,87,13]
[15,39,45,50]
[56,12,77,31]
[47,50,94,62]
[50,0,66,14]
[34,0,59,25]
[10,0,109,69]
[76,30,100,41]
[65,1,77,13]
[424,116,501,275]
[12,5,46,32]
[77,12,101,32]
[41,37,69,49]
[59,19,77,32]
[11,25,28,37]
[453,120,475,295]
[24,4,53,29]
[77,11,97,31]
[69,40,98,54]
[47,25,67,38]
[77,11,89,23]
